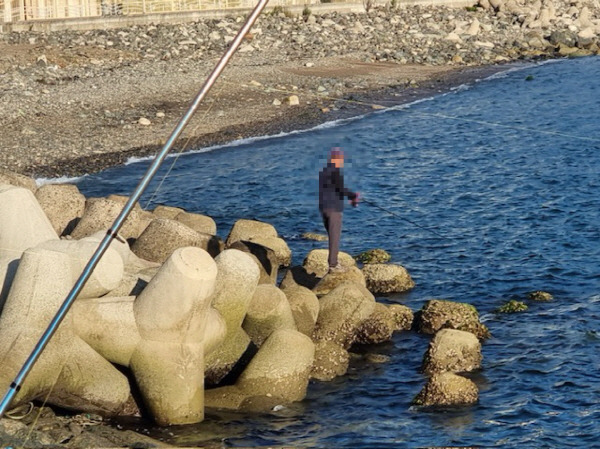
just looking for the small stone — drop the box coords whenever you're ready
[272,98,282,106]
[305,62,314,67]
[156,112,165,118]
[286,95,300,106]
[250,80,262,87]
[138,117,151,126]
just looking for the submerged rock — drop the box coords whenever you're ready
[354,248,391,264]
[413,372,478,406]
[528,291,553,301]
[417,299,490,340]
[497,299,528,313]
[421,329,482,376]
[311,340,350,381]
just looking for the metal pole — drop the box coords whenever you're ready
[0,0,269,418]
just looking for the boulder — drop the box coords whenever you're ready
[282,285,320,337]
[388,304,414,331]
[131,218,222,263]
[313,282,376,349]
[417,299,490,340]
[242,284,296,347]
[355,302,396,345]
[0,170,37,193]
[413,372,478,406]
[70,197,144,240]
[301,232,328,241]
[311,340,350,381]
[528,290,553,301]
[131,247,217,425]
[237,329,315,402]
[549,29,577,47]
[362,263,415,294]
[229,240,278,284]
[421,329,482,376]
[303,249,356,278]
[35,184,86,236]
[226,219,291,267]
[205,250,260,385]
[354,248,391,264]
[175,211,217,235]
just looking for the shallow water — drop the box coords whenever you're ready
[77,56,600,447]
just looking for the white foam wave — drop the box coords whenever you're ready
[36,174,88,186]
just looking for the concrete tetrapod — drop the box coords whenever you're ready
[205,249,260,385]
[205,329,315,410]
[130,247,218,425]
[243,284,296,347]
[0,244,129,415]
[0,185,59,305]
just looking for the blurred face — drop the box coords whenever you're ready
[331,155,344,168]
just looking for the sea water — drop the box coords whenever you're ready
[77,56,600,447]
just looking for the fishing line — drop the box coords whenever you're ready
[361,198,446,239]
[143,81,227,210]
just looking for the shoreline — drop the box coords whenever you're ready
[36,62,514,181]
[2,0,597,180]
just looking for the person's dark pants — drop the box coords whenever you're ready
[321,209,342,268]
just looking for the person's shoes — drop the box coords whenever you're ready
[328,263,347,274]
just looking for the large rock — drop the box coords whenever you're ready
[313,282,376,349]
[175,211,217,235]
[355,302,396,345]
[70,197,144,240]
[303,249,356,278]
[354,248,391,264]
[229,240,278,284]
[0,170,37,193]
[132,218,222,263]
[242,284,296,347]
[417,299,490,340]
[388,304,414,331]
[282,285,320,337]
[413,372,478,406]
[205,250,260,385]
[35,184,86,236]
[310,340,349,381]
[226,219,291,267]
[362,263,415,294]
[422,329,482,376]
[131,247,217,425]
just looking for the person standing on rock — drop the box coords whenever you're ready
[319,147,359,274]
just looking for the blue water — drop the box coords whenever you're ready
[77,57,600,447]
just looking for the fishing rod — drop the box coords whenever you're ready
[360,198,446,239]
[0,0,270,418]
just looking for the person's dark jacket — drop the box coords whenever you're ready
[319,162,357,212]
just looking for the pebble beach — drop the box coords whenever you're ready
[1,0,599,179]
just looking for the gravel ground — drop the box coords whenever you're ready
[2,1,597,179]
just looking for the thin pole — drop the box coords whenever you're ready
[361,198,446,239]
[0,0,269,418]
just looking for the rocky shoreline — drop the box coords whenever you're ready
[0,173,492,447]
[1,0,598,179]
